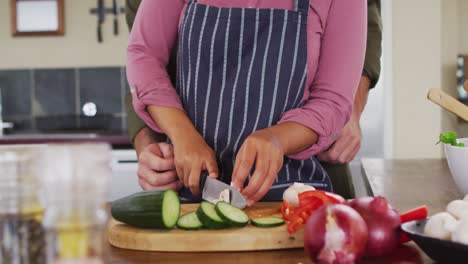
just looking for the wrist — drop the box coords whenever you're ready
[134,128,157,157]
[264,123,318,156]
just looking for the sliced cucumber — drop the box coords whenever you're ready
[215,202,249,227]
[196,201,226,229]
[251,217,285,228]
[177,211,203,230]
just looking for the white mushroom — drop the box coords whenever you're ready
[447,200,468,220]
[282,182,316,207]
[424,212,459,240]
[452,218,468,245]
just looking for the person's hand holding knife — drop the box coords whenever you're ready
[148,106,219,196]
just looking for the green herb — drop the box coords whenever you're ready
[437,131,465,147]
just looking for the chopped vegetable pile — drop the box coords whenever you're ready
[437,131,464,147]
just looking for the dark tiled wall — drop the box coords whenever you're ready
[0,67,128,134]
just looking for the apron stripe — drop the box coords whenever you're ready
[292,67,308,107]
[185,4,198,102]
[298,160,304,181]
[309,159,316,181]
[193,6,211,127]
[213,8,232,152]
[202,8,222,137]
[219,9,245,162]
[251,9,274,133]
[232,9,260,156]
[179,3,193,102]
[285,160,291,182]
[281,13,302,115]
[268,10,289,126]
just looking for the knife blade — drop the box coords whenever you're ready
[200,172,247,209]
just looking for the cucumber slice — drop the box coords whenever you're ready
[196,202,226,229]
[162,190,181,229]
[215,202,249,227]
[177,211,203,230]
[251,217,285,228]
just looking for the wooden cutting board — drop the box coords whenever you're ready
[107,202,304,252]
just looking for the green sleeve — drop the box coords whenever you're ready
[364,0,382,88]
[125,0,167,143]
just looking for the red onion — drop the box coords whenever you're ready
[350,196,401,257]
[304,204,368,264]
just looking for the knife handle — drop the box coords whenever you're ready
[199,171,209,191]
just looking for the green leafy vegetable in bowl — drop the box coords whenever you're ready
[437,132,465,147]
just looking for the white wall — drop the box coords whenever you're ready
[0,0,129,69]
[391,0,443,159]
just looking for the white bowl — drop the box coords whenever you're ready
[445,138,468,195]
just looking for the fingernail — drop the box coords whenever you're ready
[247,200,255,206]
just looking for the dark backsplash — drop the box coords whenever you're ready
[0,67,129,134]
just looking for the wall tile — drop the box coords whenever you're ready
[34,69,76,116]
[79,67,122,114]
[0,70,32,116]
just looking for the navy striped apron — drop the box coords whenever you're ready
[177,0,332,202]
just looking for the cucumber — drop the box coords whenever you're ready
[111,190,180,229]
[196,202,226,229]
[215,202,249,227]
[251,217,285,228]
[177,211,203,230]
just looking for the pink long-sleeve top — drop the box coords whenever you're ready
[127,0,366,160]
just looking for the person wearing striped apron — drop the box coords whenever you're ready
[128,0,366,205]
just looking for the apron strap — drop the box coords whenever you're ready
[295,0,310,14]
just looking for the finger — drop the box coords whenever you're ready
[158,143,174,159]
[232,146,256,190]
[249,164,278,205]
[183,164,191,189]
[241,150,270,200]
[138,167,178,186]
[146,144,163,157]
[188,161,203,196]
[337,137,361,164]
[204,157,219,179]
[140,153,175,172]
[176,166,184,184]
[339,143,361,164]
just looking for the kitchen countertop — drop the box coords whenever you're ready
[108,159,460,263]
[0,133,131,147]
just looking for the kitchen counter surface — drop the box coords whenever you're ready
[109,159,460,263]
[0,133,131,146]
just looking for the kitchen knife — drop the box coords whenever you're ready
[200,172,247,209]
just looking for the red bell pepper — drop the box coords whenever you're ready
[399,205,428,243]
[298,190,346,208]
[286,191,346,234]
[280,201,298,221]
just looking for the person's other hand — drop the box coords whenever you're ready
[173,134,218,196]
[317,116,362,164]
[138,142,183,191]
[232,129,284,206]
